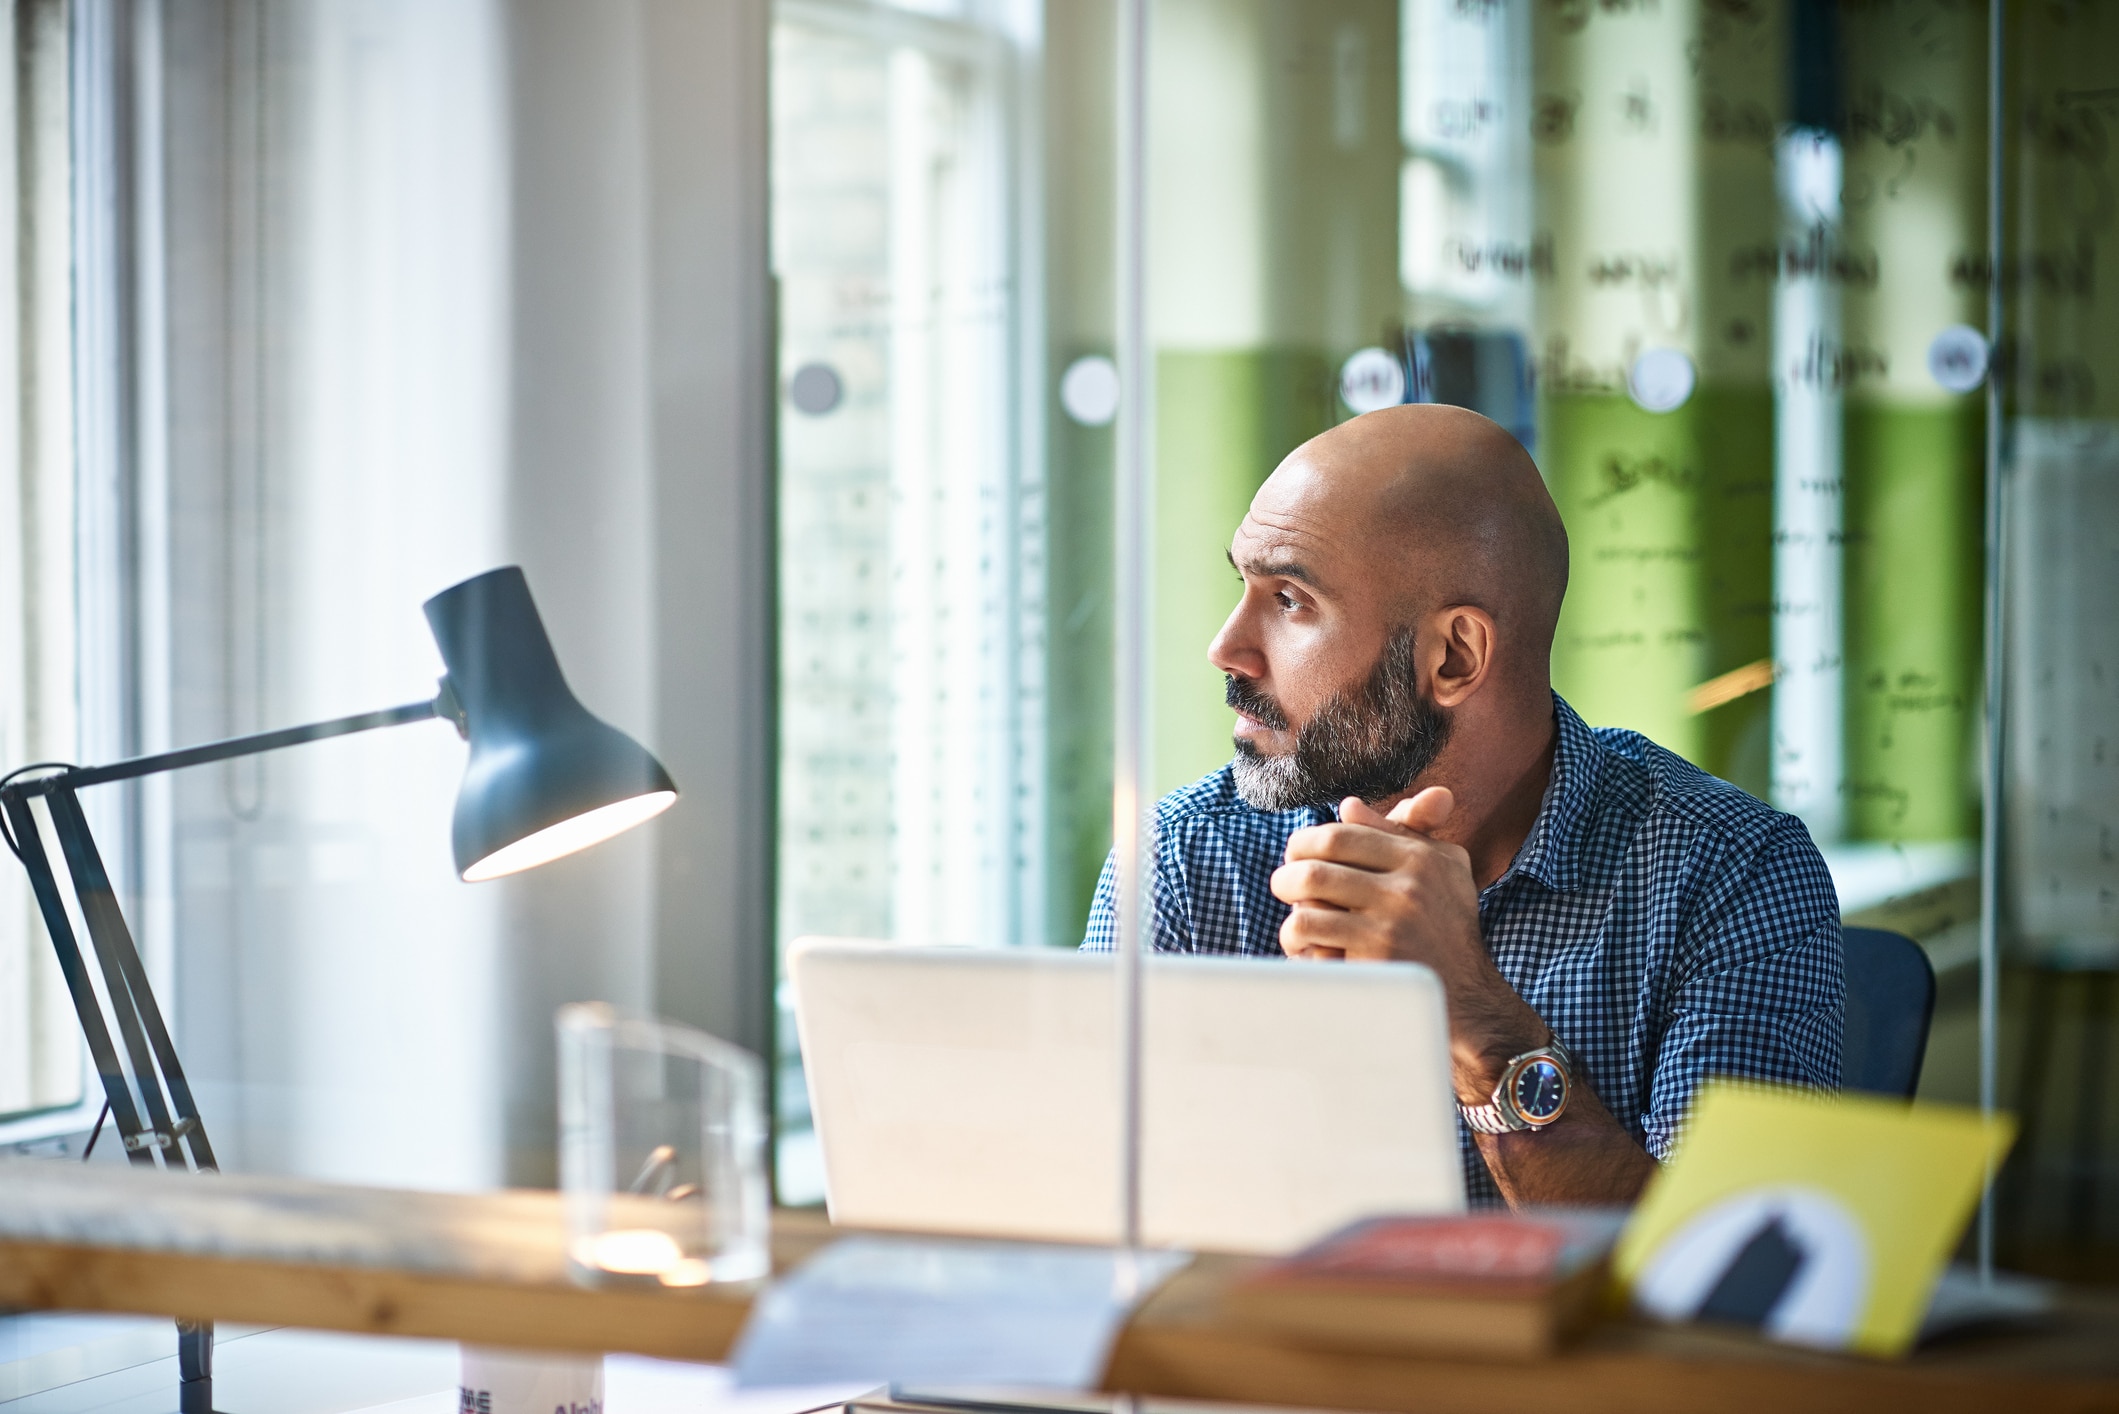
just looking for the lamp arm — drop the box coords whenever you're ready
[0,698,446,1414]
[14,696,444,796]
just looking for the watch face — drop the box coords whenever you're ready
[1511,1057,1568,1123]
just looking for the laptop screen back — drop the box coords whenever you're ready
[789,941,1466,1254]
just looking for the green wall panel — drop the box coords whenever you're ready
[1843,400,1983,841]
[1045,373,1116,951]
[1044,346,1336,947]
[1546,388,1774,794]
[1153,349,1336,800]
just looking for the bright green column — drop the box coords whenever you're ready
[1145,0,1400,800]
[1047,374,1117,946]
[1534,1,1780,793]
[1153,351,1335,796]
[1842,403,1983,839]
[1043,1,1119,948]
[1043,0,1399,941]
[1545,390,1775,781]
[1838,1,1987,842]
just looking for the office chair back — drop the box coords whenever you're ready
[1841,925,1936,1098]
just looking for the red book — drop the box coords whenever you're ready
[1222,1211,1624,1359]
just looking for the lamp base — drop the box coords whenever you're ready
[176,1319,229,1414]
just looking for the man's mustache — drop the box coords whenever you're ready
[1224,674,1289,731]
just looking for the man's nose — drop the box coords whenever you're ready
[1209,600,1264,680]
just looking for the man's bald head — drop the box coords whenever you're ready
[1255,403,1567,686]
[1214,403,1568,810]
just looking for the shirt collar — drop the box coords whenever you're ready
[1488,693,1602,896]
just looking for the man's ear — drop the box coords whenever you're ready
[1427,605,1496,708]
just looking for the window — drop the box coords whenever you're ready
[770,0,1041,1201]
[0,0,85,1129]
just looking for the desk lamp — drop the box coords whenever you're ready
[0,565,678,1414]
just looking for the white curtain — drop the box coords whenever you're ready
[0,0,85,1126]
[156,0,770,1189]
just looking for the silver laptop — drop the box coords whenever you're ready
[787,939,1465,1255]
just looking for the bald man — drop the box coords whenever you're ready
[1083,404,1842,1210]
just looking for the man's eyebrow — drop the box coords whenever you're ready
[1227,547,1318,586]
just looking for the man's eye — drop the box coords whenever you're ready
[1275,590,1299,611]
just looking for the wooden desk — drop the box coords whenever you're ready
[1109,1254,2119,1414]
[1,1159,2115,1413]
[0,1158,823,1363]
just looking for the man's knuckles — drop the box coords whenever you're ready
[1284,901,1365,940]
[1287,821,1416,865]
[1279,915,1328,957]
[1274,855,1385,892]
[1274,862,1458,921]
[1268,859,1324,901]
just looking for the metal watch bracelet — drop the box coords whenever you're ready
[1459,1035,1574,1135]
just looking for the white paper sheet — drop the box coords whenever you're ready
[344,1358,872,1414]
[730,1237,1189,1390]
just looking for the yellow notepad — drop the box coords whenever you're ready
[1613,1082,2015,1358]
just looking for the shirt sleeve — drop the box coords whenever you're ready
[1081,851,1119,952]
[1078,834,1196,952]
[1639,818,1845,1159]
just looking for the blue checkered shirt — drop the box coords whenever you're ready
[1082,694,1844,1206]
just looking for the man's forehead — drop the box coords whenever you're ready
[1237,502,1313,546]
[1234,461,1391,563]
[1244,455,1338,530]
[1232,505,1327,559]
[1230,509,1348,592]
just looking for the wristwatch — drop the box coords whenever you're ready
[1459,1035,1575,1134]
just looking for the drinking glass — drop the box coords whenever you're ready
[557,1002,770,1286]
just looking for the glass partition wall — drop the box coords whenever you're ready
[769,0,1043,1202]
[769,0,2119,1276]
[1998,3,2119,1279]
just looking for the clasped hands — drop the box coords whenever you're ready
[1270,788,1547,1103]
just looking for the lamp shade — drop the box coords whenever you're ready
[424,567,678,881]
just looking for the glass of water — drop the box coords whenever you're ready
[557,1002,770,1287]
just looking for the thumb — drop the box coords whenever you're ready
[1338,797,1394,830]
[1387,786,1455,835]
[1339,787,1454,836]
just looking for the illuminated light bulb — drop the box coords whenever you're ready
[583,1227,685,1276]
[462,792,677,882]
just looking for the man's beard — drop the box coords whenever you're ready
[1226,627,1454,813]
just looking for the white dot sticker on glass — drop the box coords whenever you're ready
[1339,346,1407,415]
[788,363,843,416]
[1059,355,1121,426]
[1927,324,1989,394]
[1628,348,1696,414]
